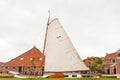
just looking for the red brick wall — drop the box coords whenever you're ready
[117,58,120,74]
[0,65,43,76]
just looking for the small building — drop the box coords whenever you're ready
[102,49,120,74]
[0,46,45,76]
[83,58,94,67]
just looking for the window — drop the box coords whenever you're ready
[5,67,8,69]
[39,57,42,61]
[112,59,116,63]
[64,75,68,77]
[30,72,33,75]
[30,57,35,61]
[30,58,33,61]
[72,75,77,77]
[35,72,38,75]
[118,53,120,57]
[13,67,15,69]
[0,71,2,74]
[24,72,27,75]
[20,58,23,60]
[34,66,36,69]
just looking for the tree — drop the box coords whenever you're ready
[87,56,103,73]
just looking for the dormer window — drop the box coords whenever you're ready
[39,57,42,61]
[30,57,35,61]
[20,58,24,60]
[30,58,33,61]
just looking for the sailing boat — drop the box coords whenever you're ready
[43,18,89,78]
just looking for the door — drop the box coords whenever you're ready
[114,67,116,74]
[18,66,22,73]
[107,68,110,74]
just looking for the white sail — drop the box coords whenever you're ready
[44,18,89,72]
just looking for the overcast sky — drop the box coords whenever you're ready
[0,0,120,62]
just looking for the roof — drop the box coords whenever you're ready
[83,58,95,66]
[103,49,120,60]
[0,62,4,66]
[83,59,90,65]
[104,52,116,60]
[0,62,4,64]
[5,47,45,66]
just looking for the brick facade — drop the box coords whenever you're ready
[0,47,45,76]
[102,49,120,74]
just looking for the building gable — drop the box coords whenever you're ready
[5,47,45,66]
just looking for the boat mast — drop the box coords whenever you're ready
[41,11,50,76]
[43,11,50,54]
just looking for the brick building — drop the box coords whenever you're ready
[83,58,94,67]
[0,46,45,76]
[102,49,120,74]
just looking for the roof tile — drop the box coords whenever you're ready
[5,47,45,66]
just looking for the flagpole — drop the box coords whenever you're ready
[41,11,50,76]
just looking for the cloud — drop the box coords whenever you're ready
[0,0,120,62]
[0,39,11,50]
